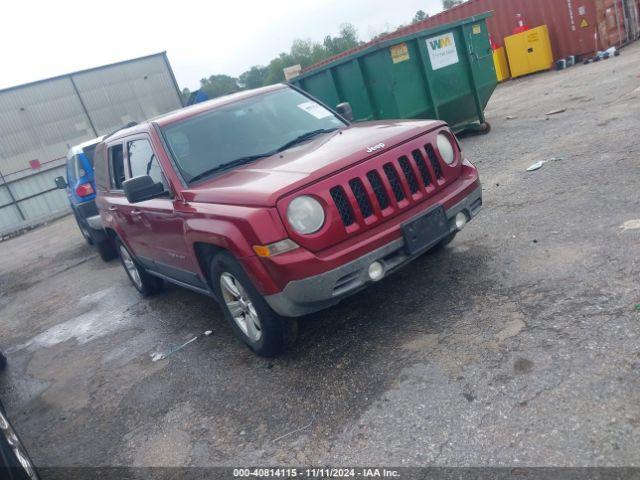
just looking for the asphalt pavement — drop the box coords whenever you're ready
[1,42,639,469]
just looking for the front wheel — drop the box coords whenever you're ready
[211,252,296,357]
[116,238,163,296]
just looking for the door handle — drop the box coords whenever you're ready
[108,206,118,211]
[131,209,142,215]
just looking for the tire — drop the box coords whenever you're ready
[478,121,491,135]
[115,238,163,296]
[74,211,93,245]
[95,235,118,262]
[431,232,457,252]
[211,252,296,357]
[0,351,6,371]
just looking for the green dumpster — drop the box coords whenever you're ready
[290,13,497,133]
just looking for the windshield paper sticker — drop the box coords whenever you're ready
[297,101,333,119]
[426,32,459,70]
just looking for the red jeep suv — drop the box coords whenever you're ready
[94,84,482,356]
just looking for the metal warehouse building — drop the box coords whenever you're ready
[0,52,183,235]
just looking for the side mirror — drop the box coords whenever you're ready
[54,176,68,189]
[123,175,165,203]
[336,102,354,122]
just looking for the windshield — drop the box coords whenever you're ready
[161,88,346,183]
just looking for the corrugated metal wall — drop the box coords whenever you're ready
[624,0,640,39]
[429,0,603,60]
[71,54,182,133]
[0,76,91,176]
[0,52,182,235]
[0,165,69,232]
[305,0,640,73]
[401,0,639,60]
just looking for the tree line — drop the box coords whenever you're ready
[181,2,463,102]
[181,22,362,102]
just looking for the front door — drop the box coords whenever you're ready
[124,135,203,287]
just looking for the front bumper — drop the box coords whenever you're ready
[74,200,103,230]
[265,183,482,317]
[73,200,105,239]
[74,199,98,220]
[85,214,103,230]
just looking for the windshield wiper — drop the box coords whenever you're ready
[276,128,339,153]
[187,128,339,184]
[188,153,274,184]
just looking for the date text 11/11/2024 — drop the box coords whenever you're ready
[232,468,401,478]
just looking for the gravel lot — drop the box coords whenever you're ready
[1,42,640,470]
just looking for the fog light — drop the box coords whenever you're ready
[368,261,385,281]
[455,212,468,230]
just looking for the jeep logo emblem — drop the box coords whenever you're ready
[366,143,385,153]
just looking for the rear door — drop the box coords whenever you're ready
[124,134,202,286]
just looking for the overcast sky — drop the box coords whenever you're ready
[1,0,444,91]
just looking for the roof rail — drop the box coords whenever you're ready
[103,121,138,140]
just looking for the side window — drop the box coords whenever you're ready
[82,145,97,167]
[127,139,167,188]
[94,144,108,191]
[74,155,87,179]
[108,143,125,190]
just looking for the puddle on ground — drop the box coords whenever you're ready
[9,286,142,352]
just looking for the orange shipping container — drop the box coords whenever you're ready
[403,0,637,60]
[307,0,640,73]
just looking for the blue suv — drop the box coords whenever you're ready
[55,136,116,261]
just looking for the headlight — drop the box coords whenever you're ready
[436,133,456,165]
[287,196,325,234]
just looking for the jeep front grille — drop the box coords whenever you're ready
[330,186,355,226]
[383,163,405,202]
[398,156,419,194]
[426,143,443,179]
[348,178,373,218]
[330,142,447,227]
[366,170,390,210]
[412,149,432,187]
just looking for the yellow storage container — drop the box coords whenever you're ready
[504,25,553,78]
[492,47,510,82]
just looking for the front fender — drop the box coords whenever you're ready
[184,204,286,257]
[184,204,289,295]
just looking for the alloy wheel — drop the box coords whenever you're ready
[219,272,262,342]
[119,245,142,289]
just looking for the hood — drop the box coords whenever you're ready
[181,119,444,207]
